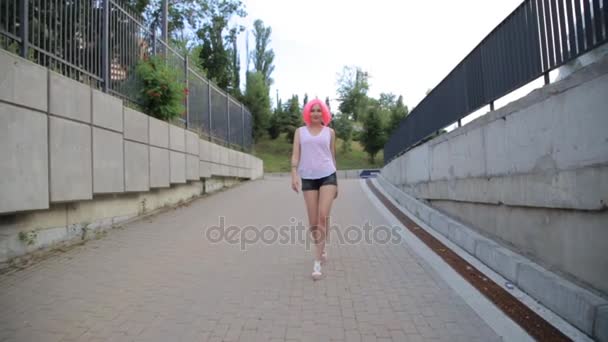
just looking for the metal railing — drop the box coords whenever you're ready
[384,0,607,164]
[0,0,252,151]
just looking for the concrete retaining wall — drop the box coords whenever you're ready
[0,50,263,262]
[0,181,206,267]
[375,175,608,341]
[379,56,608,340]
[382,57,608,293]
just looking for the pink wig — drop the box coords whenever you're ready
[302,99,332,126]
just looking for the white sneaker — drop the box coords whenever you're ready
[312,260,322,280]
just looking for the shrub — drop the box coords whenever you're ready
[135,56,186,121]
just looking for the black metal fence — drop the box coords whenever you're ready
[384,0,607,164]
[0,0,253,151]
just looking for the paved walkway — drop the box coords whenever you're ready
[0,178,501,342]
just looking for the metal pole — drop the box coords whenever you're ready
[226,95,231,146]
[19,0,29,59]
[208,83,212,142]
[151,29,157,55]
[457,119,462,128]
[161,0,168,57]
[490,101,495,111]
[101,0,110,92]
[184,55,189,129]
[544,72,550,85]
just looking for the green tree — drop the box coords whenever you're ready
[197,0,246,91]
[243,72,271,140]
[268,114,281,140]
[303,93,309,107]
[337,66,369,121]
[125,0,151,15]
[229,35,241,98]
[361,104,386,164]
[388,95,409,135]
[135,56,186,121]
[378,93,396,109]
[251,19,275,86]
[284,95,302,144]
[143,0,209,42]
[332,113,354,153]
[267,98,283,139]
[325,96,332,112]
[325,96,334,127]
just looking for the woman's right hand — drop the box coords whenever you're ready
[291,175,300,194]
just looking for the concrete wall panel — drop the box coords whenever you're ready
[49,116,92,202]
[93,127,124,193]
[0,103,49,213]
[92,89,123,132]
[124,108,148,144]
[125,141,149,192]
[0,50,47,111]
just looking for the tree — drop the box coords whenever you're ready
[337,66,369,121]
[243,72,271,140]
[378,93,396,109]
[126,0,151,15]
[303,93,309,107]
[325,96,332,112]
[251,19,275,86]
[268,113,281,140]
[325,96,334,127]
[197,0,246,91]
[361,104,386,164]
[387,95,409,135]
[229,34,241,98]
[284,95,302,144]
[267,98,283,139]
[332,113,354,153]
[143,0,208,42]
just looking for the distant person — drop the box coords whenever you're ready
[290,99,338,280]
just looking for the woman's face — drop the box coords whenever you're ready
[310,104,322,124]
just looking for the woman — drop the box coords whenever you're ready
[290,99,338,280]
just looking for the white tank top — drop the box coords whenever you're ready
[298,125,336,179]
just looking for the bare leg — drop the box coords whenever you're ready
[317,184,337,261]
[303,190,322,261]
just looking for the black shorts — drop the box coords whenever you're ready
[301,172,338,191]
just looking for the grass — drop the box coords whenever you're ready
[252,133,384,173]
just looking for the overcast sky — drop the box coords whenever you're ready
[235,0,523,111]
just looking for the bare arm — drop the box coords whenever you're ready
[291,128,301,193]
[291,127,301,175]
[330,128,337,169]
[331,128,338,198]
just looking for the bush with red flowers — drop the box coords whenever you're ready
[135,56,185,121]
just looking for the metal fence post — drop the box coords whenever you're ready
[208,83,212,142]
[226,95,230,146]
[184,56,189,129]
[161,0,168,57]
[241,104,245,150]
[101,0,110,92]
[151,29,157,55]
[19,0,28,59]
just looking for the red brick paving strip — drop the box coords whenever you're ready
[367,179,571,342]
